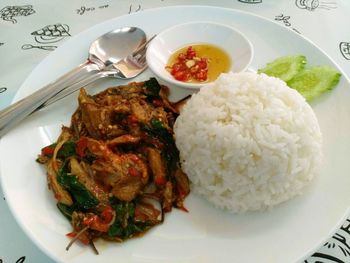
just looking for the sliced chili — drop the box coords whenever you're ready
[41,144,56,156]
[76,137,88,158]
[166,46,209,82]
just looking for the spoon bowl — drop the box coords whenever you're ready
[89,27,146,67]
[41,38,152,108]
[0,26,147,137]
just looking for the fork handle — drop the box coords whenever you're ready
[0,61,100,137]
[37,70,109,110]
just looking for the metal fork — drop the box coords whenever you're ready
[0,35,154,138]
[39,35,153,109]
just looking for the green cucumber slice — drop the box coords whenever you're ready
[287,66,341,101]
[258,55,306,82]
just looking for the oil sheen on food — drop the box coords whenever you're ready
[167,43,231,83]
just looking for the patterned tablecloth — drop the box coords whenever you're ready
[1,1,350,262]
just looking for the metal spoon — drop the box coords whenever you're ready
[0,26,146,137]
[41,35,155,109]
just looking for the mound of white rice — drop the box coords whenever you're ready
[174,72,322,213]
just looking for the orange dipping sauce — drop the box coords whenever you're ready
[166,44,231,83]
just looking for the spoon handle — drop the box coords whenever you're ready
[0,62,100,137]
[38,70,108,109]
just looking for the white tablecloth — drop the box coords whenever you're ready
[1,1,350,262]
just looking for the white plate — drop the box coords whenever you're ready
[1,6,350,263]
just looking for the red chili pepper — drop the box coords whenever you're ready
[178,53,186,61]
[152,99,163,107]
[178,205,189,213]
[171,63,186,74]
[83,215,109,233]
[134,206,143,219]
[100,206,114,223]
[155,175,167,186]
[195,70,208,81]
[93,221,109,232]
[174,71,188,81]
[197,59,207,69]
[83,216,96,226]
[76,137,88,158]
[54,193,62,201]
[128,114,138,124]
[129,154,140,162]
[41,145,55,156]
[128,167,140,177]
[66,231,90,245]
[168,46,208,82]
[66,232,76,238]
[176,184,184,198]
[186,46,196,59]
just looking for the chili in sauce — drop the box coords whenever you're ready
[166,44,231,83]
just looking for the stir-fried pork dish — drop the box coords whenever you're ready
[37,78,190,252]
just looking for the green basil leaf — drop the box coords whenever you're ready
[141,124,179,175]
[150,118,164,129]
[144,78,161,97]
[57,141,76,159]
[58,162,98,210]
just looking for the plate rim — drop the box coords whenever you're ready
[12,5,350,101]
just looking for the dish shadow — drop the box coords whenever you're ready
[179,185,318,240]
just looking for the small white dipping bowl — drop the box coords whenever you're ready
[146,21,254,91]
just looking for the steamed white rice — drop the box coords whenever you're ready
[174,72,322,213]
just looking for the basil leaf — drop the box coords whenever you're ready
[144,78,161,97]
[57,162,98,210]
[41,141,76,159]
[57,141,76,159]
[142,124,179,175]
[150,118,164,129]
[107,219,149,239]
[107,223,123,237]
[108,199,146,239]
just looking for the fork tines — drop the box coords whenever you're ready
[131,34,156,57]
[128,34,156,67]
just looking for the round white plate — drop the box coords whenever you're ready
[1,6,350,263]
